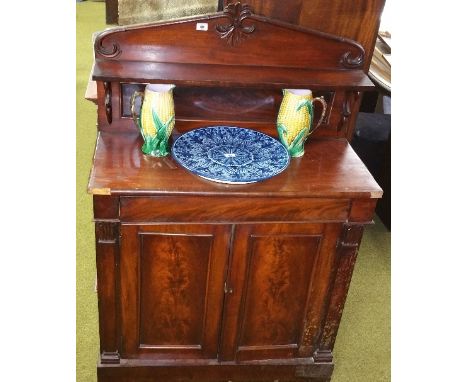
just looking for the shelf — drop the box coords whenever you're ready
[93,61,374,90]
[88,127,382,199]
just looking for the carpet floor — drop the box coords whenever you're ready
[76,3,391,381]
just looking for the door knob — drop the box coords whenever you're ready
[224,281,233,294]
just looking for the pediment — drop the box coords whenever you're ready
[94,2,365,71]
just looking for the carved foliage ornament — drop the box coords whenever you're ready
[216,2,256,46]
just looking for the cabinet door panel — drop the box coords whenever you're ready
[219,223,341,361]
[240,234,319,346]
[120,224,230,359]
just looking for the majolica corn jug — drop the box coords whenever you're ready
[277,89,327,157]
[131,84,175,157]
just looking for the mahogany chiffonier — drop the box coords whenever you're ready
[87,3,382,381]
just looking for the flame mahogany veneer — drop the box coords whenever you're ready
[88,3,383,381]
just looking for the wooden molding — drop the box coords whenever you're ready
[312,349,333,363]
[101,351,120,364]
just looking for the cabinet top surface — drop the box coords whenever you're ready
[88,130,382,199]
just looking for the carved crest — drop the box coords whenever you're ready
[216,2,256,46]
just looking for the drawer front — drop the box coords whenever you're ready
[120,196,349,223]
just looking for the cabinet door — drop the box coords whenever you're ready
[219,223,342,361]
[120,224,230,359]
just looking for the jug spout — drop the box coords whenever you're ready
[146,84,175,93]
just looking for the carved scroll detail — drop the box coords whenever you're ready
[216,2,256,46]
[104,82,112,124]
[95,30,122,58]
[340,51,364,68]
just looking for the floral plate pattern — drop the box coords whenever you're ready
[172,126,290,184]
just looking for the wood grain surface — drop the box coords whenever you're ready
[88,130,382,199]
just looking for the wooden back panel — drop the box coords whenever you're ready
[225,0,386,72]
[97,81,358,139]
[219,0,387,139]
[93,2,373,140]
[94,4,364,71]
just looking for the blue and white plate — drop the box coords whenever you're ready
[172,126,290,184]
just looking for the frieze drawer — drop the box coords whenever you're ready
[119,196,350,223]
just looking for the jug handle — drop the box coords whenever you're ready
[130,91,145,131]
[307,96,327,137]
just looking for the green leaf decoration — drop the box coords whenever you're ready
[152,109,165,135]
[289,144,305,157]
[290,128,308,150]
[277,123,289,148]
[296,99,314,133]
[163,115,174,137]
[144,109,174,156]
[296,99,313,116]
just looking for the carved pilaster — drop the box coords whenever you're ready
[317,223,364,353]
[95,220,120,362]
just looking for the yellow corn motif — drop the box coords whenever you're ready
[131,84,176,157]
[140,88,175,138]
[277,89,314,157]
